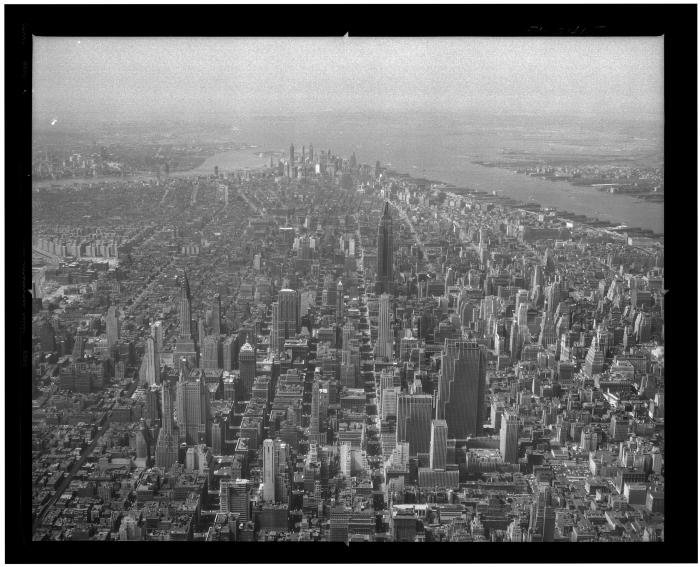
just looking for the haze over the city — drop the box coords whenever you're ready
[33,37,663,126]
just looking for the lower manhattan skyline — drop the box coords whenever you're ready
[8,5,696,563]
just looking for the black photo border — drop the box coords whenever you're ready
[5,3,697,564]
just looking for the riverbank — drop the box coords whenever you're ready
[384,164,663,240]
[473,159,664,205]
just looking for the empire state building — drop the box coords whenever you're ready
[175,270,198,371]
[376,201,394,295]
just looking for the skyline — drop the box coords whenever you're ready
[33,37,663,126]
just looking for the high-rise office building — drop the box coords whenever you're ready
[509,320,520,359]
[220,479,251,521]
[583,337,605,377]
[202,334,222,370]
[517,302,529,329]
[262,438,277,502]
[211,294,222,336]
[222,335,236,371]
[376,201,394,295]
[151,320,163,350]
[289,144,295,165]
[140,336,160,385]
[396,394,432,456]
[198,317,207,346]
[176,272,197,370]
[271,289,299,354]
[309,379,327,445]
[270,301,280,354]
[135,418,151,461]
[155,381,179,469]
[336,280,344,321]
[376,293,393,360]
[106,306,120,348]
[176,372,211,446]
[238,340,256,400]
[437,341,487,440]
[179,271,192,338]
[499,412,520,464]
[429,419,448,470]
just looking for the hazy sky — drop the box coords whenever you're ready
[33,37,663,124]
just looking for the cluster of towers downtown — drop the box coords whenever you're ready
[153,199,492,501]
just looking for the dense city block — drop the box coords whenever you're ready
[31,143,664,543]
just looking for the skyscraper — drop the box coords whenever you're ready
[437,341,487,440]
[140,336,160,386]
[396,393,432,456]
[309,379,327,445]
[336,280,344,321]
[499,412,520,464]
[270,301,280,354]
[135,418,151,461]
[175,271,197,370]
[376,293,393,360]
[429,419,448,470]
[151,320,163,350]
[376,201,394,295]
[538,309,557,347]
[583,337,605,377]
[155,380,179,469]
[262,438,277,502]
[211,294,221,336]
[176,371,211,446]
[271,289,299,354]
[179,271,192,339]
[202,334,222,370]
[222,335,236,371]
[238,339,256,400]
[106,306,120,348]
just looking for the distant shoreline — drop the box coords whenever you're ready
[472,159,664,205]
[382,165,663,240]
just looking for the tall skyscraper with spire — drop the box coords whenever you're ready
[376,201,394,295]
[211,293,221,336]
[309,379,327,445]
[155,380,179,470]
[336,280,344,322]
[179,271,192,338]
[175,271,197,370]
